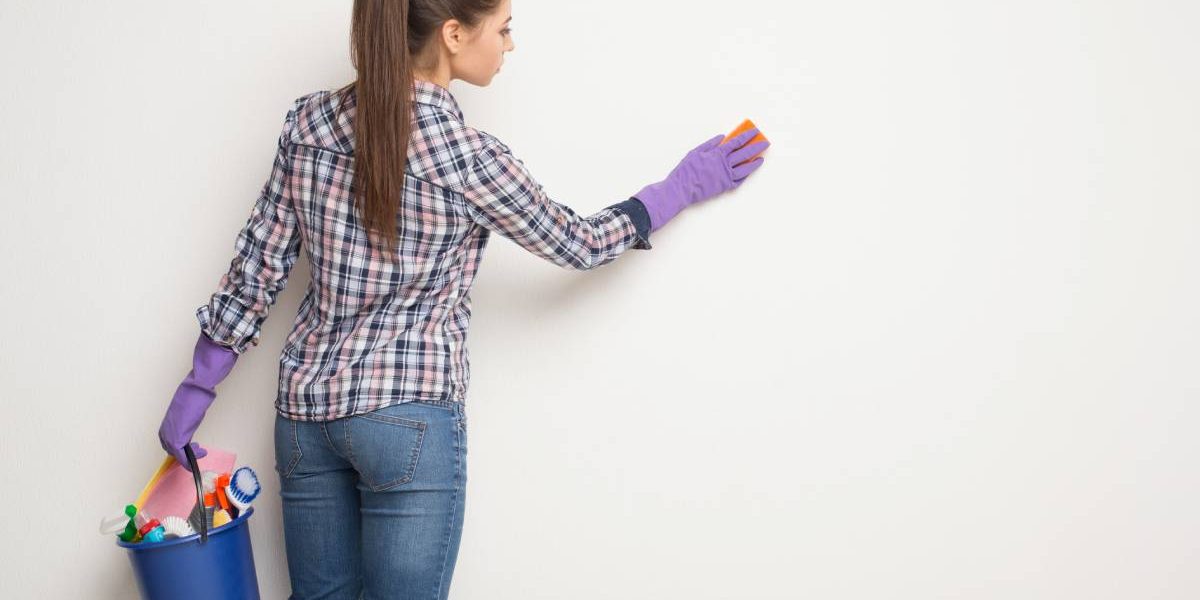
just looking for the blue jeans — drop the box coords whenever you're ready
[274,399,468,599]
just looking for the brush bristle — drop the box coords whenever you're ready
[201,470,219,494]
[160,515,195,539]
[227,466,261,512]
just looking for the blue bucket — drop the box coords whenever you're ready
[117,445,261,599]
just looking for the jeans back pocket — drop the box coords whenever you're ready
[345,408,427,491]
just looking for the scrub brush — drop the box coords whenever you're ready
[160,515,195,539]
[225,466,261,513]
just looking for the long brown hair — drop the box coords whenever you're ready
[341,0,503,256]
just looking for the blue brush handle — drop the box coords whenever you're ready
[182,444,208,544]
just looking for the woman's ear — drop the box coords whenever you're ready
[442,19,467,54]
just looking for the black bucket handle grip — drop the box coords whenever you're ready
[182,444,209,544]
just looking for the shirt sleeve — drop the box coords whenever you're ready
[195,100,304,355]
[458,138,652,271]
[608,197,653,248]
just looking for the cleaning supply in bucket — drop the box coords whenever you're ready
[159,515,195,540]
[99,514,124,535]
[119,505,141,542]
[215,472,234,514]
[202,470,219,494]
[138,519,166,544]
[225,467,261,514]
[133,457,174,508]
[188,491,217,533]
[213,509,233,528]
[100,505,138,540]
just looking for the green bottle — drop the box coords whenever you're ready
[117,505,139,542]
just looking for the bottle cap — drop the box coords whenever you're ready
[138,519,162,536]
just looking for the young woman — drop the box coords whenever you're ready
[156,0,769,597]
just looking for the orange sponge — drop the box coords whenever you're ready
[721,118,769,166]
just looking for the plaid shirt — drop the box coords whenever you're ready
[197,80,652,421]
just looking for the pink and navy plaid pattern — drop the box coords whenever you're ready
[197,80,652,421]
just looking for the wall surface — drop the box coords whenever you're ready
[1,1,1198,598]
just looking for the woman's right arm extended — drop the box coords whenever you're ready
[457,129,767,270]
[457,137,653,271]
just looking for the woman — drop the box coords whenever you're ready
[156,0,769,597]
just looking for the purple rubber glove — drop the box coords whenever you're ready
[634,127,770,233]
[158,332,239,471]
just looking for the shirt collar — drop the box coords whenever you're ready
[412,79,463,121]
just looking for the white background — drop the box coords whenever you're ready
[1,1,1198,598]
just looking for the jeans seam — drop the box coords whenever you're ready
[403,427,426,489]
[344,418,355,467]
[283,419,302,478]
[412,398,458,411]
[320,422,342,461]
[435,421,463,600]
[358,412,425,428]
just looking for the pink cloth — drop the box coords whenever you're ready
[139,447,237,521]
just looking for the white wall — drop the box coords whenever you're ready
[2,1,1198,598]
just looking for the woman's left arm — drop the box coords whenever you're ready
[159,100,305,467]
[195,100,305,356]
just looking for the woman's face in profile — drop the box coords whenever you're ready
[453,0,515,86]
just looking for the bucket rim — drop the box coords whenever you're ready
[116,506,254,551]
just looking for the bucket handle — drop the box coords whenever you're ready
[182,444,209,544]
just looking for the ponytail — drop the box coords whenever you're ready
[343,0,504,256]
[346,0,414,256]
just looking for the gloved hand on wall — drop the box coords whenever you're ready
[633,127,769,233]
[158,331,239,471]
